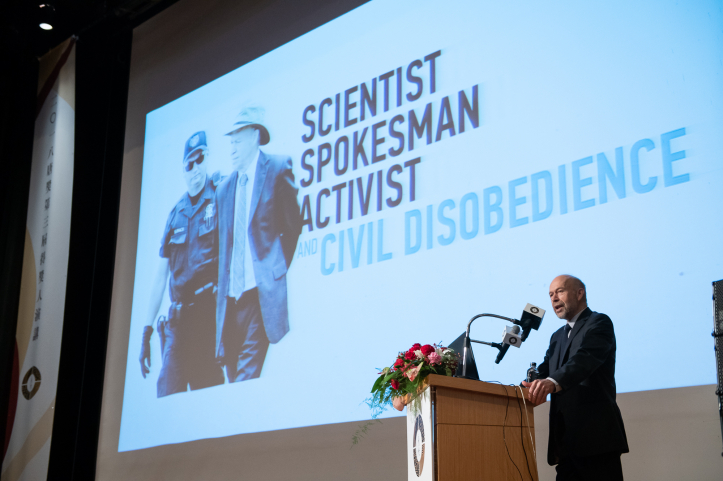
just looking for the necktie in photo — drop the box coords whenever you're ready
[232,173,248,296]
[559,324,573,368]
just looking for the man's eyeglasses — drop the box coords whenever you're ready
[184,152,206,172]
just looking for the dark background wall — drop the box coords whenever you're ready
[45,27,131,480]
[0,2,179,480]
[0,21,38,464]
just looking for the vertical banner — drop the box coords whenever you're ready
[1,39,75,481]
[407,388,434,481]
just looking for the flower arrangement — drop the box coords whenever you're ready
[368,343,459,416]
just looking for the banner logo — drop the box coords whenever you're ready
[412,413,426,476]
[21,366,42,400]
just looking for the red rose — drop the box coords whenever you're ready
[394,358,404,369]
[410,343,422,351]
[405,351,416,361]
[421,344,435,356]
[391,379,399,390]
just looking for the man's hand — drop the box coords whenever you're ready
[521,379,555,406]
[392,396,405,411]
[139,326,153,378]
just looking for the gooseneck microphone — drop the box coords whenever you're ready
[459,304,546,377]
[515,303,545,341]
[495,325,521,364]
[460,313,516,378]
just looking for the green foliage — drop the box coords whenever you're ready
[353,344,459,447]
[367,345,459,417]
[350,419,382,447]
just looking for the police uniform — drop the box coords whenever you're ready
[156,175,225,397]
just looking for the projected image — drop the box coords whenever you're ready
[138,107,301,400]
[119,0,723,452]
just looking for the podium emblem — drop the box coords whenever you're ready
[21,366,42,400]
[412,414,426,476]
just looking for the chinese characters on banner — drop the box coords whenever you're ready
[1,40,75,481]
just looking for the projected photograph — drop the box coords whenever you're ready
[119,0,723,452]
[138,104,302,402]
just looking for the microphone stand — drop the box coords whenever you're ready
[461,313,517,378]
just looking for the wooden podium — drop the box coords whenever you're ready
[406,374,538,480]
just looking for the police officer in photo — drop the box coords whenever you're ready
[139,131,225,397]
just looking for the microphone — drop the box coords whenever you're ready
[502,325,522,347]
[460,305,544,371]
[495,325,521,364]
[514,303,545,341]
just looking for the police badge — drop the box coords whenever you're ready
[189,134,200,148]
[204,203,215,228]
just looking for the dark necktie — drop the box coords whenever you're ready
[559,324,573,368]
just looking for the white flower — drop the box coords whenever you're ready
[406,364,422,381]
[415,349,425,360]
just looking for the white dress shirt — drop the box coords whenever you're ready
[228,150,259,299]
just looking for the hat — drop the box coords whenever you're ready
[225,106,270,145]
[183,131,208,162]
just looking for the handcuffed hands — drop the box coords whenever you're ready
[139,326,153,378]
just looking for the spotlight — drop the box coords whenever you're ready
[38,4,55,31]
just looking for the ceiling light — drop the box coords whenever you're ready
[38,4,56,31]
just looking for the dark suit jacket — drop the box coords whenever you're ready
[537,307,629,465]
[215,151,302,356]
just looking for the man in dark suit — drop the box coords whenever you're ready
[522,275,628,480]
[215,106,302,382]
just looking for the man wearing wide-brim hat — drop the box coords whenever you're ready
[214,105,302,382]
